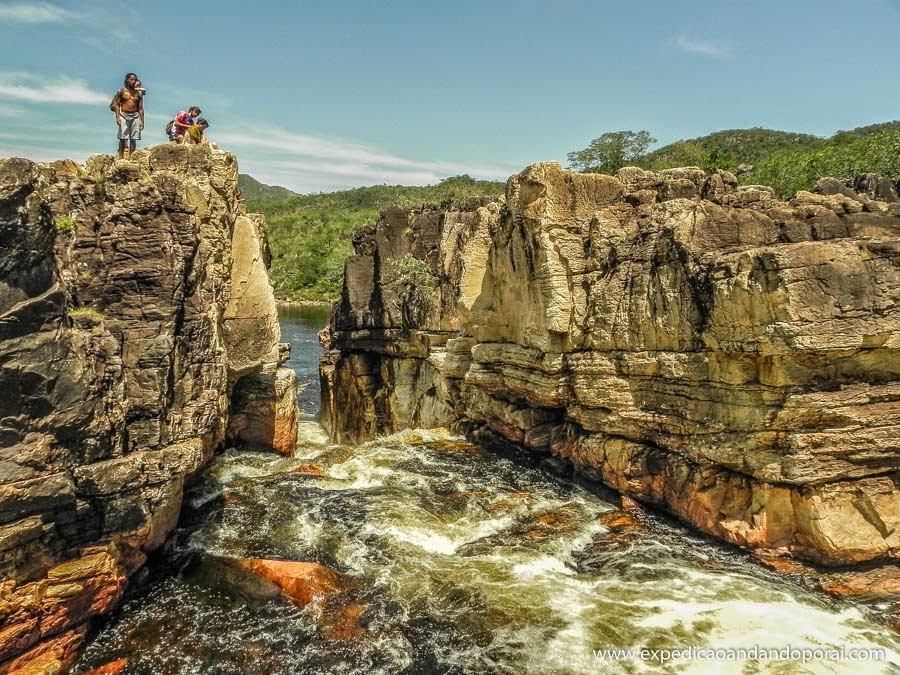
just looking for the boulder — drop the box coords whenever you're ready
[238,559,367,641]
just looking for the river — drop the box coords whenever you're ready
[75,305,900,674]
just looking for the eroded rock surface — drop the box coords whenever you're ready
[0,145,297,670]
[322,163,900,570]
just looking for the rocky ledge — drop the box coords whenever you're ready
[322,163,899,572]
[0,145,298,672]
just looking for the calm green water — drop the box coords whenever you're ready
[75,306,900,674]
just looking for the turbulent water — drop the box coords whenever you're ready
[76,305,900,674]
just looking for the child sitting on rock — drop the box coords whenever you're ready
[183,117,218,149]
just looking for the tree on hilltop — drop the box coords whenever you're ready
[701,145,736,173]
[567,130,656,174]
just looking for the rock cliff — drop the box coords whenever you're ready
[0,145,297,672]
[322,163,900,570]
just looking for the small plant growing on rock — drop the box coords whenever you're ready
[380,254,439,329]
[67,307,105,325]
[54,215,75,233]
[382,254,438,289]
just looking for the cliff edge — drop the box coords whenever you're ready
[0,144,298,672]
[322,163,900,571]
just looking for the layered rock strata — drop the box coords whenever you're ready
[322,163,900,569]
[0,145,297,671]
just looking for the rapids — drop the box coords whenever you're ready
[75,305,900,674]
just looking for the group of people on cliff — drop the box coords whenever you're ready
[111,72,214,159]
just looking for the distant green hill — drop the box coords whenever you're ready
[831,120,900,144]
[238,174,298,203]
[639,128,824,170]
[247,175,505,301]
[748,126,900,197]
[635,123,900,191]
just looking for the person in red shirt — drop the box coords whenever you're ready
[171,106,201,142]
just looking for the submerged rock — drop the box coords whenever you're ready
[290,464,326,477]
[819,566,900,599]
[82,657,129,674]
[598,509,645,534]
[238,559,368,641]
[458,502,589,555]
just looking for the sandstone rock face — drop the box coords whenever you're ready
[227,361,299,456]
[322,163,900,569]
[0,145,298,669]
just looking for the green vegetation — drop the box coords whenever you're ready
[637,128,823,170]
[567,131,657,174]
[238,175,298,203]
[248,175,505,301]
[382,254,439,290]
[381,254,440,329]
[67,307,105,324]
[55,215,75,233]
[748,128,900,198]
[567,121,900,199]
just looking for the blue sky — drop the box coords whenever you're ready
[0,0,898,193]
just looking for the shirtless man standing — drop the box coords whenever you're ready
[113,73,144,159]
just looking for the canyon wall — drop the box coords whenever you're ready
[322,163,900,569]
[0,145,297,672]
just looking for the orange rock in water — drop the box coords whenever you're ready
[754,555,812,576]
[514,503,583,541]
[599,509,644,533]
[484,491,534,513]
[323,600,367,641]
[239,559,344,607]
[84,657,129,674]
[819,567,900,598]
[291,464,325,477]
[238,559,367,641]
[429,439,484,454]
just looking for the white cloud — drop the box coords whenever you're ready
[219,128,434,169]
[0,72,107,105]
[0,3,131,43]
[669,35,732,59]
[0,143,91,163]
[0,2,74,23]
[216,126,515,192]
[75,34,116,55]
[0,129,48,142]
[145,112,173,124]
[264,158,446,187]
